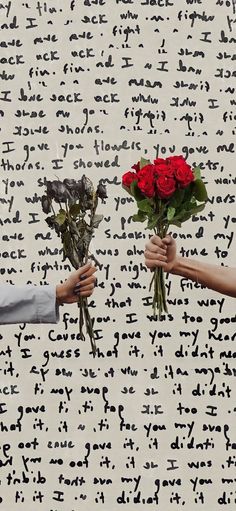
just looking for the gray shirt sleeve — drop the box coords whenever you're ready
[0,285,59,324]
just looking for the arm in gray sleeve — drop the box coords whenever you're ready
[0,285,59,324]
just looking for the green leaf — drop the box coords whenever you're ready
[169,219,182,228]
[55,209,67,226]
[173,207,197,223]
[145,212,163,230]
[140,157,151,169]
[174,209,188,221]
[183,182,194,204]
[167,206,176,221]
[137,198,153,214]
[130,180,144,201]
[193,179,208,202]
[190,203,206,215]
[69,203,80,217]
[169,189,185,209]
[132,211,146,222]
[173,202,206,224]
[146,218,158,230]
[92,214,103,228]
[193,166,201,180]
[179,212,192,222]
[185,200,197,211]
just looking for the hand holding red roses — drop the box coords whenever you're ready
[122,154,208,317]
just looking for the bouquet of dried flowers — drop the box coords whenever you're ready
[122,155,208,318]
[41,175,107,356]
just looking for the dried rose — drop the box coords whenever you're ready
[63,178,81,200]
[96,183,107,200]
[42,195,52,214]
[46,180,70,203]
[81,175,94,198]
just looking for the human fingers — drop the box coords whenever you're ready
[162,234,174,246]
[70,264,96,287]
[145,238,167,255]
[74,281,95,297]
[145,257,168,270]
[79,283,95,297]
[79,271,97,285]
[144,249,167,262]
[74,273,97,292]
[149,234,166,247]
[78,263,97,278]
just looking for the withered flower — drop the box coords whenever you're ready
[63,178,81,201]
[96,183,107,200]
[46,180,70,203]
[81,175,94,198]
[42,195,52,214]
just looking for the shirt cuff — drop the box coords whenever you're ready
[36,285,59,323]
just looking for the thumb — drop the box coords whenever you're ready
[163,235,173,245]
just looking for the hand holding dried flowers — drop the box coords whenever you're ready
[41,176,107,356]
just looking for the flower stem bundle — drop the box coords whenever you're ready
[122,155,208,318]
[41,176,107,356]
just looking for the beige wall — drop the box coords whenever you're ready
[0,0,235,508]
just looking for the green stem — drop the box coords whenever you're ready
[151,222,169,319]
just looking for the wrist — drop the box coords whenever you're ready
[56,284,65,305]
[169,256,183,275]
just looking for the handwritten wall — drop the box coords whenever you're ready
[0,0,235,509]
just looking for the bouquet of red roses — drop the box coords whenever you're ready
[122,155,208,318]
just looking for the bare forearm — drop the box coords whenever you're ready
[172,257,236,298]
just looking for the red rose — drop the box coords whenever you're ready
[156,175,176,199]
[137,164,155,198]
[154,162,175,177]
[153,158,166,165]
[167,155,186,168]
[122,171,137,188]
[174,165,194,188]
[167,155,194,188]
